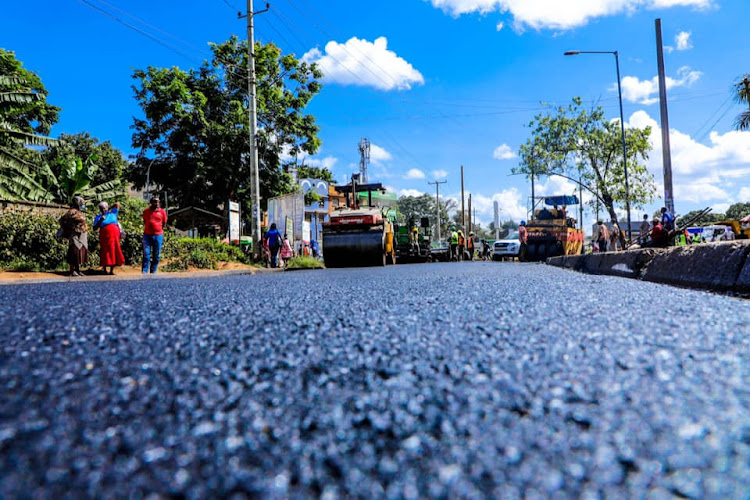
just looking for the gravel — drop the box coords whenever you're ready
[1,262,749,498]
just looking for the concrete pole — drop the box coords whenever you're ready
[655,19,675,217]
[468,193,472,234]
[247,0,262,259]
[428,180,446,241]
[614,51,632,241]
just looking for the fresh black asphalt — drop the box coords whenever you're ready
[1,262,749,498]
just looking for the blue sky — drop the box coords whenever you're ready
[3,0,750,228]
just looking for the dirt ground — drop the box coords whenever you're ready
[0,262,263,283]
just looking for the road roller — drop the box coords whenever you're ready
[522,195,584,262]
[322,176,395,268]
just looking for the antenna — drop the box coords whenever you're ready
[358,138,370,183]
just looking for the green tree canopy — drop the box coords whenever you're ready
[397,194,455,241]
[44,132,128,186]
[0,49,60,200]
[675,209,726,227]
[129,36,323,219]
[514,97,656,233]
[725,202,750,220]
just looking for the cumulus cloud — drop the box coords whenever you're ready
[428,0,713,31]
[469,189,527,223]
[496,21,505,31]
[399,189,425,198]
[493,143,517,160]
[739,187,750,201]
[404,168,426,180]
[619,66,702,105]
[431,169,448,179]
[675,31,693,50]
[301,37,424,91]
[369,143,392,165]
[296,154,338,171]
[627,110,750,204]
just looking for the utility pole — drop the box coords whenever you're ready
[428,180,447,241]
[460,166,466,231]
[655,19,675,217]
[358,138,370,183]
[243,0,269,259]
[467,194,472,234]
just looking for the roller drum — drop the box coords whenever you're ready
[323,227,385,268]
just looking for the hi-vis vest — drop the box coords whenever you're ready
[451,231,459,244]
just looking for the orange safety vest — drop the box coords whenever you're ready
[458,234,465,246]
[467,236,474,249]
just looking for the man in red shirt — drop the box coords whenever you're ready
[142,196,168,274]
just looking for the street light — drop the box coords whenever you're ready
[564,50,632,241]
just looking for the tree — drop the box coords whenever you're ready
[515,98,656,241]
[0,49,60,200]
[396,194,455,241]
[726,202,750,220]
[44,132,128,187]
[734,74,750,130]
[129,36,323,220]
[675,209,725,227]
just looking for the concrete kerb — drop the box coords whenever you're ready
[547,242,750,294]
[641,241,750,291]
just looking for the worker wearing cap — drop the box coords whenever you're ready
[466,231,475,260]
[410,226,420,254]
[450,226,459,261]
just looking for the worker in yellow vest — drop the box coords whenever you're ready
[450,226,459,261]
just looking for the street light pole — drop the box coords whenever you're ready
[564,50,632,241]
[428,180,447,241]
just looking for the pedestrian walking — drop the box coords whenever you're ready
[59,196,89,277]
[266,223,282,268]
[466,231,475,260]
[595,220,609,252]
[93,201,125,275]
[279,233,293,267]
[142,196,168,274]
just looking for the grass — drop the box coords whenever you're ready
[284,256,325,270]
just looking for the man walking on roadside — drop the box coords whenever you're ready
[518,221,528,261]
[142,196,168,274]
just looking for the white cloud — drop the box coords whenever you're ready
[619,66,702,105]
[711,202,731,214]
[398,189,425,198]
[369,143,392,164]
[297,154,338,171]
[675,31,693,50]
[627,110,750,206]
[739,187,750,201]
[493,143,517,160]
[470,189,527,223]
[301,37,424,91]
[432,169,448,179]
[404,168,426,180]
[428,0,713,31]
[496,21,505,31]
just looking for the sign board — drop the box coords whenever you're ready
[228,200,241,242]
[302,220,311,243]
[285,216,294,241]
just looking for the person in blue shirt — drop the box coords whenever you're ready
[93,201,125,275]
[265,223,282,268]
[661,207,675,232]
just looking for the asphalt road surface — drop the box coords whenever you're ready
[2,262,749,498]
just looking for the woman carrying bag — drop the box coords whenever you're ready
[93,201,125,275]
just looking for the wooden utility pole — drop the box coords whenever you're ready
[467,194,472,234]
[460,165,465,230]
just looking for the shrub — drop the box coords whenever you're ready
[0,212,67,270]
[161,237,248,271]
[285,255,324,270]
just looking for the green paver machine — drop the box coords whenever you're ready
[393,217,432,263]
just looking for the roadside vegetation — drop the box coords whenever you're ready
[284,255,324,270]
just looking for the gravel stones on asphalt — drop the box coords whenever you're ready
[1,263,749,498]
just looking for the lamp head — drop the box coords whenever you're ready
[564,50,580,56]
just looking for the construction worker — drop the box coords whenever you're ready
[450,226,459,261]
[466,231,475,260]
[518,221,528,261]
[457,230,465,261]
[410,226,419,254]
